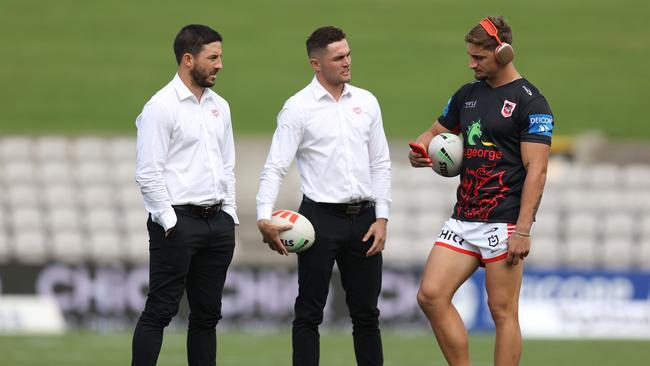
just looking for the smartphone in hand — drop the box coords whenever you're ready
[408,141,430,159]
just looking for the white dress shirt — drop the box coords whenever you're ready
[257,77,391,221]
[135,73,238,231]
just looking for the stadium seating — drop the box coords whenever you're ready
[39,161,73,184]
[525,237,560,268]
[602,238,636,270]
[51,231,86,263]
[0,137,32,160]
[0,232,9,263]
[13,231,48,264]
[124,231,149,264]
[638,240,650,269]
[35,136,68,161]
[1,136,649,270]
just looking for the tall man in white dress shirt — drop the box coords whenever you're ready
[256,26,391,366]
[132,24,237,366]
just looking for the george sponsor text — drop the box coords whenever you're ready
[464,148,503,161]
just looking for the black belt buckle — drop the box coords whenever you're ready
[345,204,362,215]
[200,206,216,218]
[207,203,223,218]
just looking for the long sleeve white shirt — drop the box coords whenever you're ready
[257,77,391,221]
[135,74,238,231]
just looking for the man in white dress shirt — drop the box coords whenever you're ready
[256,26,391,366]
[132,24,237,366]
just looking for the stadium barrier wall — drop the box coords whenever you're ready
[0,295,65,334]
[1,263,649,338]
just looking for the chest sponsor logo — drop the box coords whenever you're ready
[464,100,477,109]
[352,106,362,114]
[464,148,502,161]
[522,85,532,96]
[528,114,554,136]
[501,100,517,118]
[211,109,220,118]
[465,120,502,161]
[466,120,495,147]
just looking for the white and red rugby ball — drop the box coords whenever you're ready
[428,133,463,177]
[271,209,316,253]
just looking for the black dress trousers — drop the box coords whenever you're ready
[132,208,235,366]
[293,197,383,366]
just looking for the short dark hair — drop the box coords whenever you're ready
[173,24,222,65]
[306,26,346,57]
[465,16,513,50]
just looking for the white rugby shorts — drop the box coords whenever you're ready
[434,219,516,263]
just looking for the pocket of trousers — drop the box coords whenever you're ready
[147,213,183,247]
[222,211,235,226]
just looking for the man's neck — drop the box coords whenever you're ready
[316,74,345,101]
[487,64,521,88]
[178,71,205,102]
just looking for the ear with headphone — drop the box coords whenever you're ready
[479,18,514,64]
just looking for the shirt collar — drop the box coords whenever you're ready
[310,76,351,101]
[172,73,213,102]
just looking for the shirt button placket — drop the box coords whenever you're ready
[200,105,220,198]
[338,104,356,196]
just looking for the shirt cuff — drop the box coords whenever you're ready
[222,206,240,225]
[152,209,177,232]
[375,202,389,220]
[257,205,274,222]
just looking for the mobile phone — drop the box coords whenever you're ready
[408,141,430,159]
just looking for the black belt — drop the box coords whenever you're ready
[303,196,374,215]
[173,202,223,218]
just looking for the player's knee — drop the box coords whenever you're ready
[487,299,518,324]
[417,286,444,311]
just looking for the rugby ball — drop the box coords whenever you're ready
[271,209,316,253]
[428,133,463,177]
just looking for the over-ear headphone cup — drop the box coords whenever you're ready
[495,43,514,64]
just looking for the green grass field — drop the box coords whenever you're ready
[0,0,648,138]
[0,331,648,366]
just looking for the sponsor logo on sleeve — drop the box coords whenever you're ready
[528,114,554,136]
[442,98,452,117]
[522,85,532,96]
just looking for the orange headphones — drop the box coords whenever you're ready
[479,17,514,64]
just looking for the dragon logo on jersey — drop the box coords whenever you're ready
[501,100,517,118]
[457,163,510,221]
[466,120,495,147]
